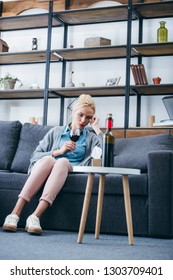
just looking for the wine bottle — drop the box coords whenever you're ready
[102,113,114,167]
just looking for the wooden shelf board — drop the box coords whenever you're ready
[50,86,127,97]
[132,42,173,57]
[131,84,173,95]
[54,5,133,25]
[0,51,60,64]
[133,2,173,19]
[0,89,58,99]
[126,127,173,138]
[0,13,60,31]
[53,45,137,60]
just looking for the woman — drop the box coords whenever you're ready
[3,94,103,234]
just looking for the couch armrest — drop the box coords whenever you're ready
[148,150,173,237]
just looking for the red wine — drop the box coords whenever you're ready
[102,113,114,167]
[70,128,80,142]
[70,135,80,142]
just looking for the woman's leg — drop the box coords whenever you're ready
[25,158,72,234]
[38,157,73,207]
[19,156,56,205]
[32,157,73,218]
[3,156,56,232]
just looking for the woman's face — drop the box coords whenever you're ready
[72,106,94,130]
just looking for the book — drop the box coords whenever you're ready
[130,64,139,85]
[139,64,148,84]
[130,63,148,85]
[137,64,143,84]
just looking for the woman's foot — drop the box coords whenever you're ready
[2,214,20,232]
[25,214,42,235]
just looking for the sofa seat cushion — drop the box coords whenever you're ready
[114,133,173,172]
[0,172,28,191]
[0,170,148,197]
[0,120,22,171]
[11,123,52,173]
[63,173,148,196]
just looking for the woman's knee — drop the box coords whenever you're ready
[54,158,72,172]
[32,155,55,172]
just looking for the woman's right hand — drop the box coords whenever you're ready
[52,141,76,157]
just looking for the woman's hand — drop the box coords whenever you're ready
[52,141,76,157]
[90,116,102,135]
[90,115,99,126]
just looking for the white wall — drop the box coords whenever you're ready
[0,2,173,127]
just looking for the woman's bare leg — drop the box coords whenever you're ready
[3,156,56,232]
[11,197,27,217]
[33,200,50,218]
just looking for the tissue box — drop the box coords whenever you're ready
[91,159,102,167]
[84,37,111,47]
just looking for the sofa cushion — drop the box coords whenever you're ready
[0,120,22,170]
[114,133,173,172]
[11,123,52,173]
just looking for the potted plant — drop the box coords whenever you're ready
[0,73,22,90]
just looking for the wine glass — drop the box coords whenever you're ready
[70,128,80,142]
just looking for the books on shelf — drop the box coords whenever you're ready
[130,64,148,85]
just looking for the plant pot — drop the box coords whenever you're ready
[4,79,17,89]
[152,77,161,85]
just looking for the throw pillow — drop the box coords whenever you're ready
[114,133,173,172]
[11,123,52,173]
[0,120,22,170]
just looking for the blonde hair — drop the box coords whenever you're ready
[72,94,96,114]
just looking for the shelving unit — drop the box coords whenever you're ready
[0,1,173,127]
[52,3,134,126]
[0,1,61,123]
[131,1,173,126]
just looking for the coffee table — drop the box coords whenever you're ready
[73,166,141,245]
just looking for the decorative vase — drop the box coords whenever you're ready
[157,21,168,42]
[67,71,75,87]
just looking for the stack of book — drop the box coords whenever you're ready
[130,64,148,85]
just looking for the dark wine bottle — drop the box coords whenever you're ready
[102,113,114,167]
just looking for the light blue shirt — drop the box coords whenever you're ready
[57,126,86,166]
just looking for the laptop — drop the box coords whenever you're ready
[162,96,173,120]
[153,96,173,126]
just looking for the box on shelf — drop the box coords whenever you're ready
[0,39,9,52]
[84,37,111,47]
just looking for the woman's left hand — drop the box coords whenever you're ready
[90,115,99,126]
[90,116,102,135]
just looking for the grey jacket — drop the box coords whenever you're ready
[28,126,103,173]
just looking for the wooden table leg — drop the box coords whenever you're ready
[77,173,94,243]
[122,175,134,245]
[95,174,105,239]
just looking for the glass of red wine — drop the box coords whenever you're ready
[70,128,80,142]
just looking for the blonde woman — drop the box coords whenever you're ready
[3,94,103,234]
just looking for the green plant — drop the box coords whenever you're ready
[0,73,20,85]
[0,73,22,89]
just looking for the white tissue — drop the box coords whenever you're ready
[91,146,102,159]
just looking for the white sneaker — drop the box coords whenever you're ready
[3,214,19,232]
[25,214,42,235]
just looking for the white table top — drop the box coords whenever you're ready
[73,166,141,176]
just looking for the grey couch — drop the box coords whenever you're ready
[0,120,173,238]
